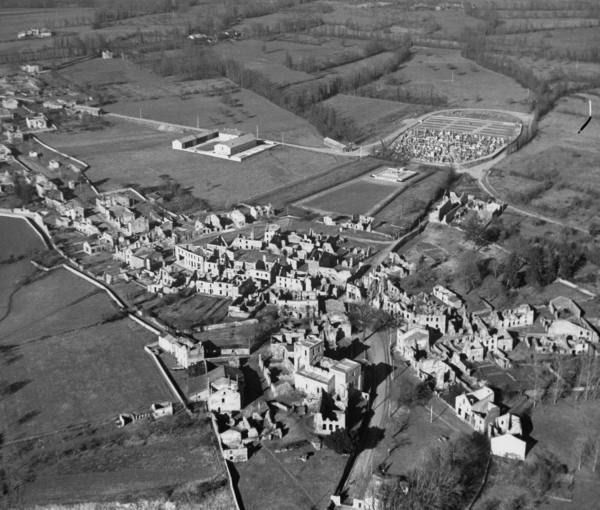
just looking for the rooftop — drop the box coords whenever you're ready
[216,133,256,149]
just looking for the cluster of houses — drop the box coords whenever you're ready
[323,213,376,233]
[187,29,242,44]
[171,224,372,318]
[17,28,52,39]
[267,313,364,434]
[389,291,598,463]
[429,190,505,225]
[455,386,527,460]
[0,67,106,145]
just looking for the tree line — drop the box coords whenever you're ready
[284,39,388,74]
[462,33,600,118]
[146,40,411,141]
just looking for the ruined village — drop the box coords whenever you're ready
[2,1,600,509]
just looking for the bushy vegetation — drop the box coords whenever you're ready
[397,379,433,408]
[381,433,490,510]
[503,237,586,288]
[144,174,209,213]
[147,40,411,142]
[322,429,358,455]
[306,104,362,143]
[461,5,600,120]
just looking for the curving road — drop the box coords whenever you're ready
[479,166,588,234]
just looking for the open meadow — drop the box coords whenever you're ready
[110,87,323,146]
[0,264,171,441]
[0,216,44,260]
[0,6,93,41]
[57,57,323,146]
[7,412,234,508]
[361,47,531,112]
[299,179,400,216]
[487,91,600,231]
[251,157,385,209]
[236,443,346,510]
[39,119,344,210]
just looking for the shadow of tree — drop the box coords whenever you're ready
[0,379,30,398]
[0,344,21,365]
[17,410,39,425]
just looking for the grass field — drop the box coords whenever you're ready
[374,168,453,232]
[299,179,399,216]
[7,413,234,508]
[0,216,44,260]
[0,266,171,441]
[475,399,600,510]
[39,119,344,209]
[213,38,324,86]
[363,47,531,112]
[0,7,93,41]
[488,92,600,231]
[150,293,231,331]
[236,444,345,510]
[58,57,323,146]
[110,87,323,146]
[0,216,46,338]
[252,157,385,209]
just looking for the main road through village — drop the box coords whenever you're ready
[342,328,393,501]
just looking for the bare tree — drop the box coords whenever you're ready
[531,350,544,407]
[551,355,566,405]
[574,435,589,471]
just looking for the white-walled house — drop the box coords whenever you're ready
[455,386,498,433]
[158,333,204,368]
[207,377,242,413]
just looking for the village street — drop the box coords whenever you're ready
[342,328,394,500]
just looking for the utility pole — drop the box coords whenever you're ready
[256,124,259,139]
[139,107,142,119]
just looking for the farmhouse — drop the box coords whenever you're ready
[432,285,463,309]
[1,97,18,110]
[207,377,242,413]
[491,304,535,329]
[489,413,527,461]
[158,333,205,368]
[174,243,206,272]
[214,134,257,156]
[455,386,498,433]
[74,104,103,116]
[21,64,41,74]
[25,114,48,130]
[17,28,52,39]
